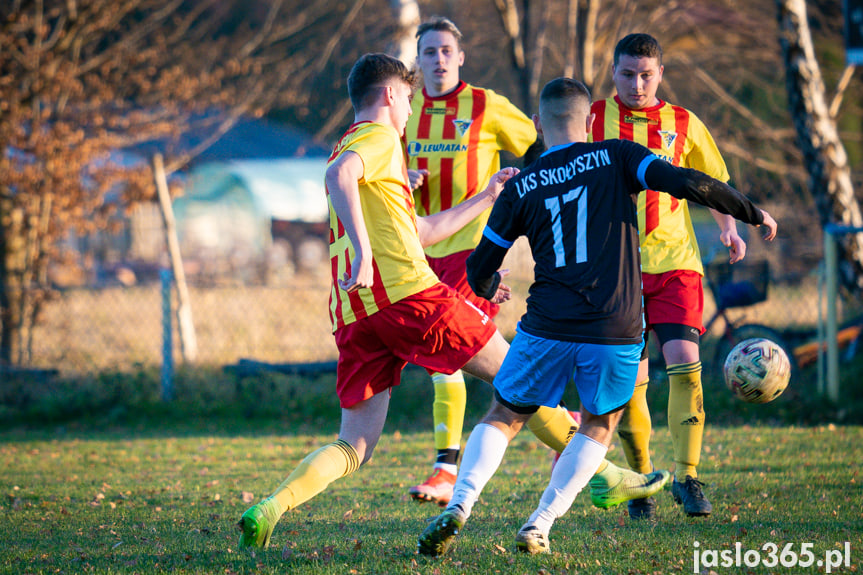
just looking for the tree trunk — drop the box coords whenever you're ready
[778,0,863,292]
[494,0,530,110]
[563,0,578,78]
[580,0,600,88]
[0,196,26,365]
[389,0,420,64]
[527,2,551,108]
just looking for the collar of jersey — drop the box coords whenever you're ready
[422,80,468,101]
[613,94,666,114]
[540,142,578,157]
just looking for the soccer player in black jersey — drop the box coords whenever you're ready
[417,77,777,557]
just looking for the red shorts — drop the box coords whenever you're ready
[642,269,705,334]
[333,282,496,408]
[427,250,499,318]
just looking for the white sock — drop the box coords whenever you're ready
[447,423,510,519]
[526,433,607,534]
[434,462,458,475]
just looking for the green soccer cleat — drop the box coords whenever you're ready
[515,524,550,555]
[237,497,281,549]
[589,466,671,509]
[417,509,465,557]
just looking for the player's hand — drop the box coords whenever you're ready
[491,269,512,304]
[484,167,519,201]
[758,210,778,241]
[408,168,429,190]
[338,255,374,293]
[720,229,747,264]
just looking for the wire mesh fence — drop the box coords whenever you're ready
[8,226,863,379]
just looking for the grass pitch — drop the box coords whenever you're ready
[2,363,862,574]
[1,424,860,574]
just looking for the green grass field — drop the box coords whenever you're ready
[2,365,862,574]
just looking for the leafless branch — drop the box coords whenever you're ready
[238,0,284,59]
[829,64,856,119]
[316,0,366,73]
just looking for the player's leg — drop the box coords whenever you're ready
[407,370,465,505]
[238,392,388,549]
[662,334,712,516]
[520,410,622,554]
[612,275,664,484]
[653,269,712,516]
[637,270,712,517]
[410,252,498,505]
[617,350,654,474]
[518,342,668,553]
[238,315,400,549]
[419,330,566,557]
[417,399,530,557]
[579,347,670,513]
[606,341,657,519]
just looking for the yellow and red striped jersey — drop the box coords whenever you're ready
[590,96,730,275]
[326,121,439,332]
[405,81,536,258]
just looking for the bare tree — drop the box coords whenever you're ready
[778,0,863,291]
[0,0,367,366]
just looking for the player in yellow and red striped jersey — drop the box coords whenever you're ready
[403,17,579,506]
[589,33,750,519]
[237,53,513,550]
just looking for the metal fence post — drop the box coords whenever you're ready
[816,260,825,395]
[823,225,839,402]
[161,268,174,401]
[821,223,863,403]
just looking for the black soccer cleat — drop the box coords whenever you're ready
[671,476,713,517]
[627,496,657,520]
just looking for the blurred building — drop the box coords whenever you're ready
[175,157,329,285]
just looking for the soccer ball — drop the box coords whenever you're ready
[723,338,791,404]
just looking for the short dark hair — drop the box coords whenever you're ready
[540,77,592,108]
[416,16,463,53]
[539,78,592,126]
[613,33,663,66]
[347,53,416,112]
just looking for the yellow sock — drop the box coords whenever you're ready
[527,405,579,453]
[667,362,704,481]
[432,372,467,451]
[617,381,653,474]
[270,439,360,514]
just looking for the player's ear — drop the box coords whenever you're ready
[458,49,465,67]
[532,114,543,138]
[585,112,595,134]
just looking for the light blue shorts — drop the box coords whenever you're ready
[494,326,641,415]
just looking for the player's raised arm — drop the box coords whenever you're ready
[416,167,518,248]
[642,159,778,241]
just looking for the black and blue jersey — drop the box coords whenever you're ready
[466,138,764,344]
